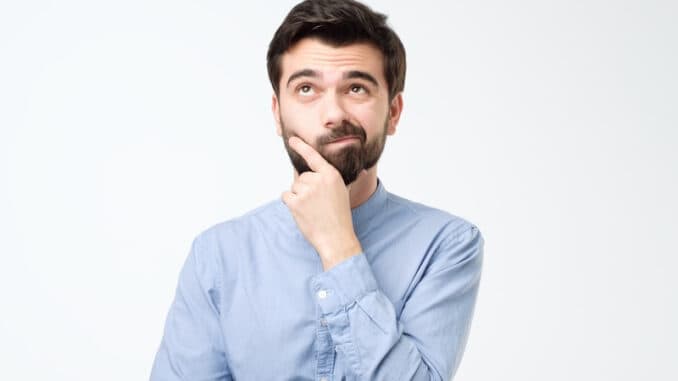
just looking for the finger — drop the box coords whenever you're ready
[288,136,331,173]
[290,181,311,196]
[297,169,316,182]
[281,190,297,207]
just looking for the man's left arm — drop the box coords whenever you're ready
[311,224,483,380]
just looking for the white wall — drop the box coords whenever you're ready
[1,1,676,380]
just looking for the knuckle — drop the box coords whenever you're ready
[328,171,341,183]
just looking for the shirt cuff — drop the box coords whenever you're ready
[310,253,379,314]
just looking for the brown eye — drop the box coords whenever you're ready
[298,85,314,95]
[350,85,367,94]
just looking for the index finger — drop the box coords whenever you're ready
[288,136,331,172]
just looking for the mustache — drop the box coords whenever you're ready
[316,121,367,145]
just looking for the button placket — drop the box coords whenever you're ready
[315,314,335,381]
[312,272,336,379]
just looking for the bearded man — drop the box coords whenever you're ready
[151,1,483,380]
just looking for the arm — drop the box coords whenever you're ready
[150,236,232,381]
[310,225,483,380]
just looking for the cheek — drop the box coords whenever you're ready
[352,103,388,137]
[280,106,317,140]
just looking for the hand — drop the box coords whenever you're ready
[282,136,363,270]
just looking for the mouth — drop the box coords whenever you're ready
[328,135,361,144]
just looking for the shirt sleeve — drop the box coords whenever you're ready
[310,224,483,380]
[150,235,232,381]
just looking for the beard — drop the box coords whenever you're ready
[281,117,388,185]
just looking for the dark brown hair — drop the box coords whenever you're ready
[266,0,406,101]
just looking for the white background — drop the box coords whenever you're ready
[1,0,676,380]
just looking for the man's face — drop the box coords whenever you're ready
[272,37,401,185]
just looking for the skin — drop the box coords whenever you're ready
[272,37,404,271]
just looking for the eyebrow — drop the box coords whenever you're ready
[286,69,380,88]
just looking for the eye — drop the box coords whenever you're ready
[297,84,315,96]
[349,84,368,94]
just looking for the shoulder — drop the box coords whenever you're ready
[386,191,480,236]
[197,198,281,244]
[185,199,282,278]
[386,191,483,269]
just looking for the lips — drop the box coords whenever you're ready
[329,135,360,143]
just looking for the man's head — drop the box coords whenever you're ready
[267,0,406,185]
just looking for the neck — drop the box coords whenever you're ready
[292,167,379,209]
[347,167,378,209]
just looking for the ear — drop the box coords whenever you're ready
[386,92,404,136]
[272,93,282,136]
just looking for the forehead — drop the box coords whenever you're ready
[280,38,385,84]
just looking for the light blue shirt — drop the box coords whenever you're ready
[150,179,483,380]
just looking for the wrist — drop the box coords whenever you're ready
[318,236,362,270]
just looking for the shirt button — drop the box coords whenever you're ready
[317,289,328,299]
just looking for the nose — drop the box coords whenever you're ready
[320,91,349,129]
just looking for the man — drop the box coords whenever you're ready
[150,0,483,380]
